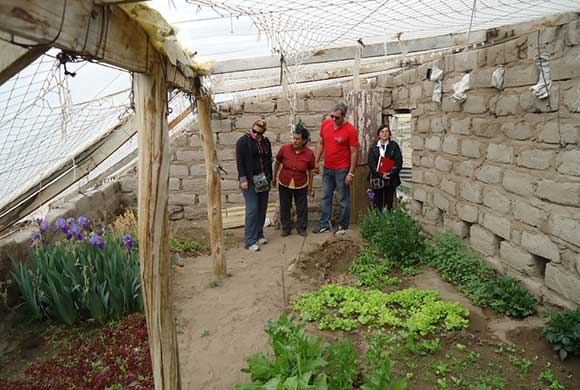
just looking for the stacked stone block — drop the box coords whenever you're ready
[120,86,346,220]
[390,18,580,307]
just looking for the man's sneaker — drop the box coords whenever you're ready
[258,237,268,245]
[335,227,347,236]
[297,230,307,237]
[247,244,260,252]
[313,226,331,234]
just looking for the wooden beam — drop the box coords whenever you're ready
[0,38,46,86]
[196,94,226,276]
[211,30,487,74]
[135,59,181,389]
[94,0,149,5]
[0,0,196,93]
[0,116,136,232]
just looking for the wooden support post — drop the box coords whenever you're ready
[346,90,382,224]
[196,94,226,276]
[135,60,180,389]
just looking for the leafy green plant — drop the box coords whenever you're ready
[360,208,425,267]
[326,340,359,390]
[235,315,328,389]
[508,355,532,374]
[542,308,580,361]
[12,217,141,325]
[485,277,537,318]
[433,361,449,377]
[538,368,565,390]
[170,238,207,255]
[362,332,407,390]
[424,234,537,318]
[294,285,469,335]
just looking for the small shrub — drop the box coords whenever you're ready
[360,208,425,267]
[485,277,537,318]
[542,308,580,361]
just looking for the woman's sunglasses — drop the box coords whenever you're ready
[330,114,343,120]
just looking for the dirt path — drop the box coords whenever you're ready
[172,226,332,390]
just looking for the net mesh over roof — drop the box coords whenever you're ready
[186,0,580,58]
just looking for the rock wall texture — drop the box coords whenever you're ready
[117,15,580,307]
[119,85,351,220]
[387,17,580,307]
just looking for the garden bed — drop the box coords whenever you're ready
[1,217,579,389]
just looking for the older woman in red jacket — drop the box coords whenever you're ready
[272,125,316,237]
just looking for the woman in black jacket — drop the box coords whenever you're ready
[236,119,273,251]
[367,124,403,211]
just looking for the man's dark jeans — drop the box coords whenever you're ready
[241,182,269,248]
[319,167,350,230]
[278,185,308,233]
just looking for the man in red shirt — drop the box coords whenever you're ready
[313,102,359,234]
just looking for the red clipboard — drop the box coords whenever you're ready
[377,156,395,174]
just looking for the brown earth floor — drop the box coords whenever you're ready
[173,226,580,390]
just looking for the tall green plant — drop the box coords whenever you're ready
[360,209,425,267]
[12,218,141,325]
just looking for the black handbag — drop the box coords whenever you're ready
[252,172,271,193]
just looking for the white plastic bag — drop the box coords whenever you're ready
[430,65,444,103]
[451,73,470,104]
[492,65,505,90]
[530,54,552,100]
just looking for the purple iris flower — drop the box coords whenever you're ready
[367,189,375,202]
[29,231,41,247]
[76,233,84,241]
[39,220,50,233]
[66,217,75,225]
[70,224,81,235]
[122,234,134,249]
[88,234,105,250]
[55,218,67,229]
[66,233,73,240]
[77,216,89,228]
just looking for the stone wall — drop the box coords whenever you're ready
[384,17,580,306]
[119,84,359,220]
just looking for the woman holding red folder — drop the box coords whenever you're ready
[367,124,403,210]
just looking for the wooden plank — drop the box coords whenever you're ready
[0,38,46,86]
[0,116,136,231]
[196,93,226,276]
[211,30,487,74]
[345,90,382,224]
[135,59,181,389]
[94,0,149,5]
[211,47,454,94]
[0,0,196,93]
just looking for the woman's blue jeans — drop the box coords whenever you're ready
[241,182,269,248]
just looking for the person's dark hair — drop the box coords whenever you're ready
[293,125,310,143]
[334,102,348,116]
[376,123,390,136]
